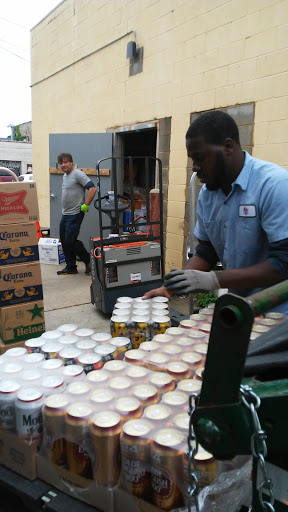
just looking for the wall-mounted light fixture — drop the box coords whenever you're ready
[126,31,138,59]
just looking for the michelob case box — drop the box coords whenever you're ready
[38,238,65,265]
[0,262,43,307]
[0,182,39,225]
[0,429,39,480]
[0,300,45,344]
[0,222,39,266]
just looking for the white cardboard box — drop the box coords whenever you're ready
[38,237,65,265]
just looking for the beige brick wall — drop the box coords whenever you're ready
[31,0,288,271]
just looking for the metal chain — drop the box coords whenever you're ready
[187,392,200,512]
[240,385,275,512]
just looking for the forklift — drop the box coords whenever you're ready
[90,156,164,314]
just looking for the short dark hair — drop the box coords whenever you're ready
[186,110,240,146]
[57,153,73,164]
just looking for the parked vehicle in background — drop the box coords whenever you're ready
[18,174,34,182]
[0,167,18,182]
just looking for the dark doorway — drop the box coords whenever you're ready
[114,127,158,234]
[120,128,157,193]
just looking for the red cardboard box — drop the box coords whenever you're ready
[0,182,39,225]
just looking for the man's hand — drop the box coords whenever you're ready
[143,286,172,300]
[81,204,89,213]
[164,269,220,294]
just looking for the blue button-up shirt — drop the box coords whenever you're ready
[194,151,288,313]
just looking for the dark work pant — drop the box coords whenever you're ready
[59,212,90,270]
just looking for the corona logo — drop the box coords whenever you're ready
[0,231,28,240]
[3,271,32,282]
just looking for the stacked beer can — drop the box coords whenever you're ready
[38,317,212,509]
[38,358,215,508]
[186,304,286,342]
[0,323,126,445]
[1,302,283,509]
[110,296,172,347]
[250,311,286,340]
[122,329,207,380]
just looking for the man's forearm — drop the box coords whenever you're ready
[85,187,96,206]
[164,259,284,296]
[184,255,213,272]
[216,260,283,289]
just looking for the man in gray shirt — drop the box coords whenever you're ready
[57,153,96,275]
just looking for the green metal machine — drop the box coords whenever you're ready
[190,281,288,512]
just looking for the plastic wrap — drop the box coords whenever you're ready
[0,306,259,508]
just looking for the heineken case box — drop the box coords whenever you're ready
[0,262,43,307]
[0,182,39,225]
[0,339,25,354]
[0,300,45,345]
[0,222,39,266]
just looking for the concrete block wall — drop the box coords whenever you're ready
[31,0,288,271]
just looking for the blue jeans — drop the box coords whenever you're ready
[59,212,90,270]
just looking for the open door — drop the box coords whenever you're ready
[49,133,113,245]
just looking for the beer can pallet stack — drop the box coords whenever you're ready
[187,306,286,342]
[40,319,212,510]
[250,311,286,340]
[0,182,45,351]
[0,306,283,510]
[0,322,127,482]
[36,358,215,511]
[0,312,260,511]
[110,296,172,347]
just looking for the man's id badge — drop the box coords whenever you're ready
[239,205,256,217]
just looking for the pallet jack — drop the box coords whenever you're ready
[90,156,164,314]
[189,281,288,512]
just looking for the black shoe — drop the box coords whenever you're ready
[57,267,78,275]
[85,263,91,275]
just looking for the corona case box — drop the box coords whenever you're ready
[0,222,39,266]
[0,182,39,224]
[0,300,45,345]
[0,262,43,307]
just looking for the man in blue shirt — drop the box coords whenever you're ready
[145,111,288,313]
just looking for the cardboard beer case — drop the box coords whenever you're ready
[0,222,39,266]
[0,262,43,308]
[36,454,114,511]
[0,429,39,480]
[0,339,25,354]
[0,182,39,225]
[0,300,45,345]
[38,238,65,265]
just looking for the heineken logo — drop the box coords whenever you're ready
[14,323,44,337]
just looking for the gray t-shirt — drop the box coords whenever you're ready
[62,169,90,215]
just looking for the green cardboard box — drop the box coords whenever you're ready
[0,300,45,344]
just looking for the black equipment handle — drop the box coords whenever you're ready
[94,194,131,213]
